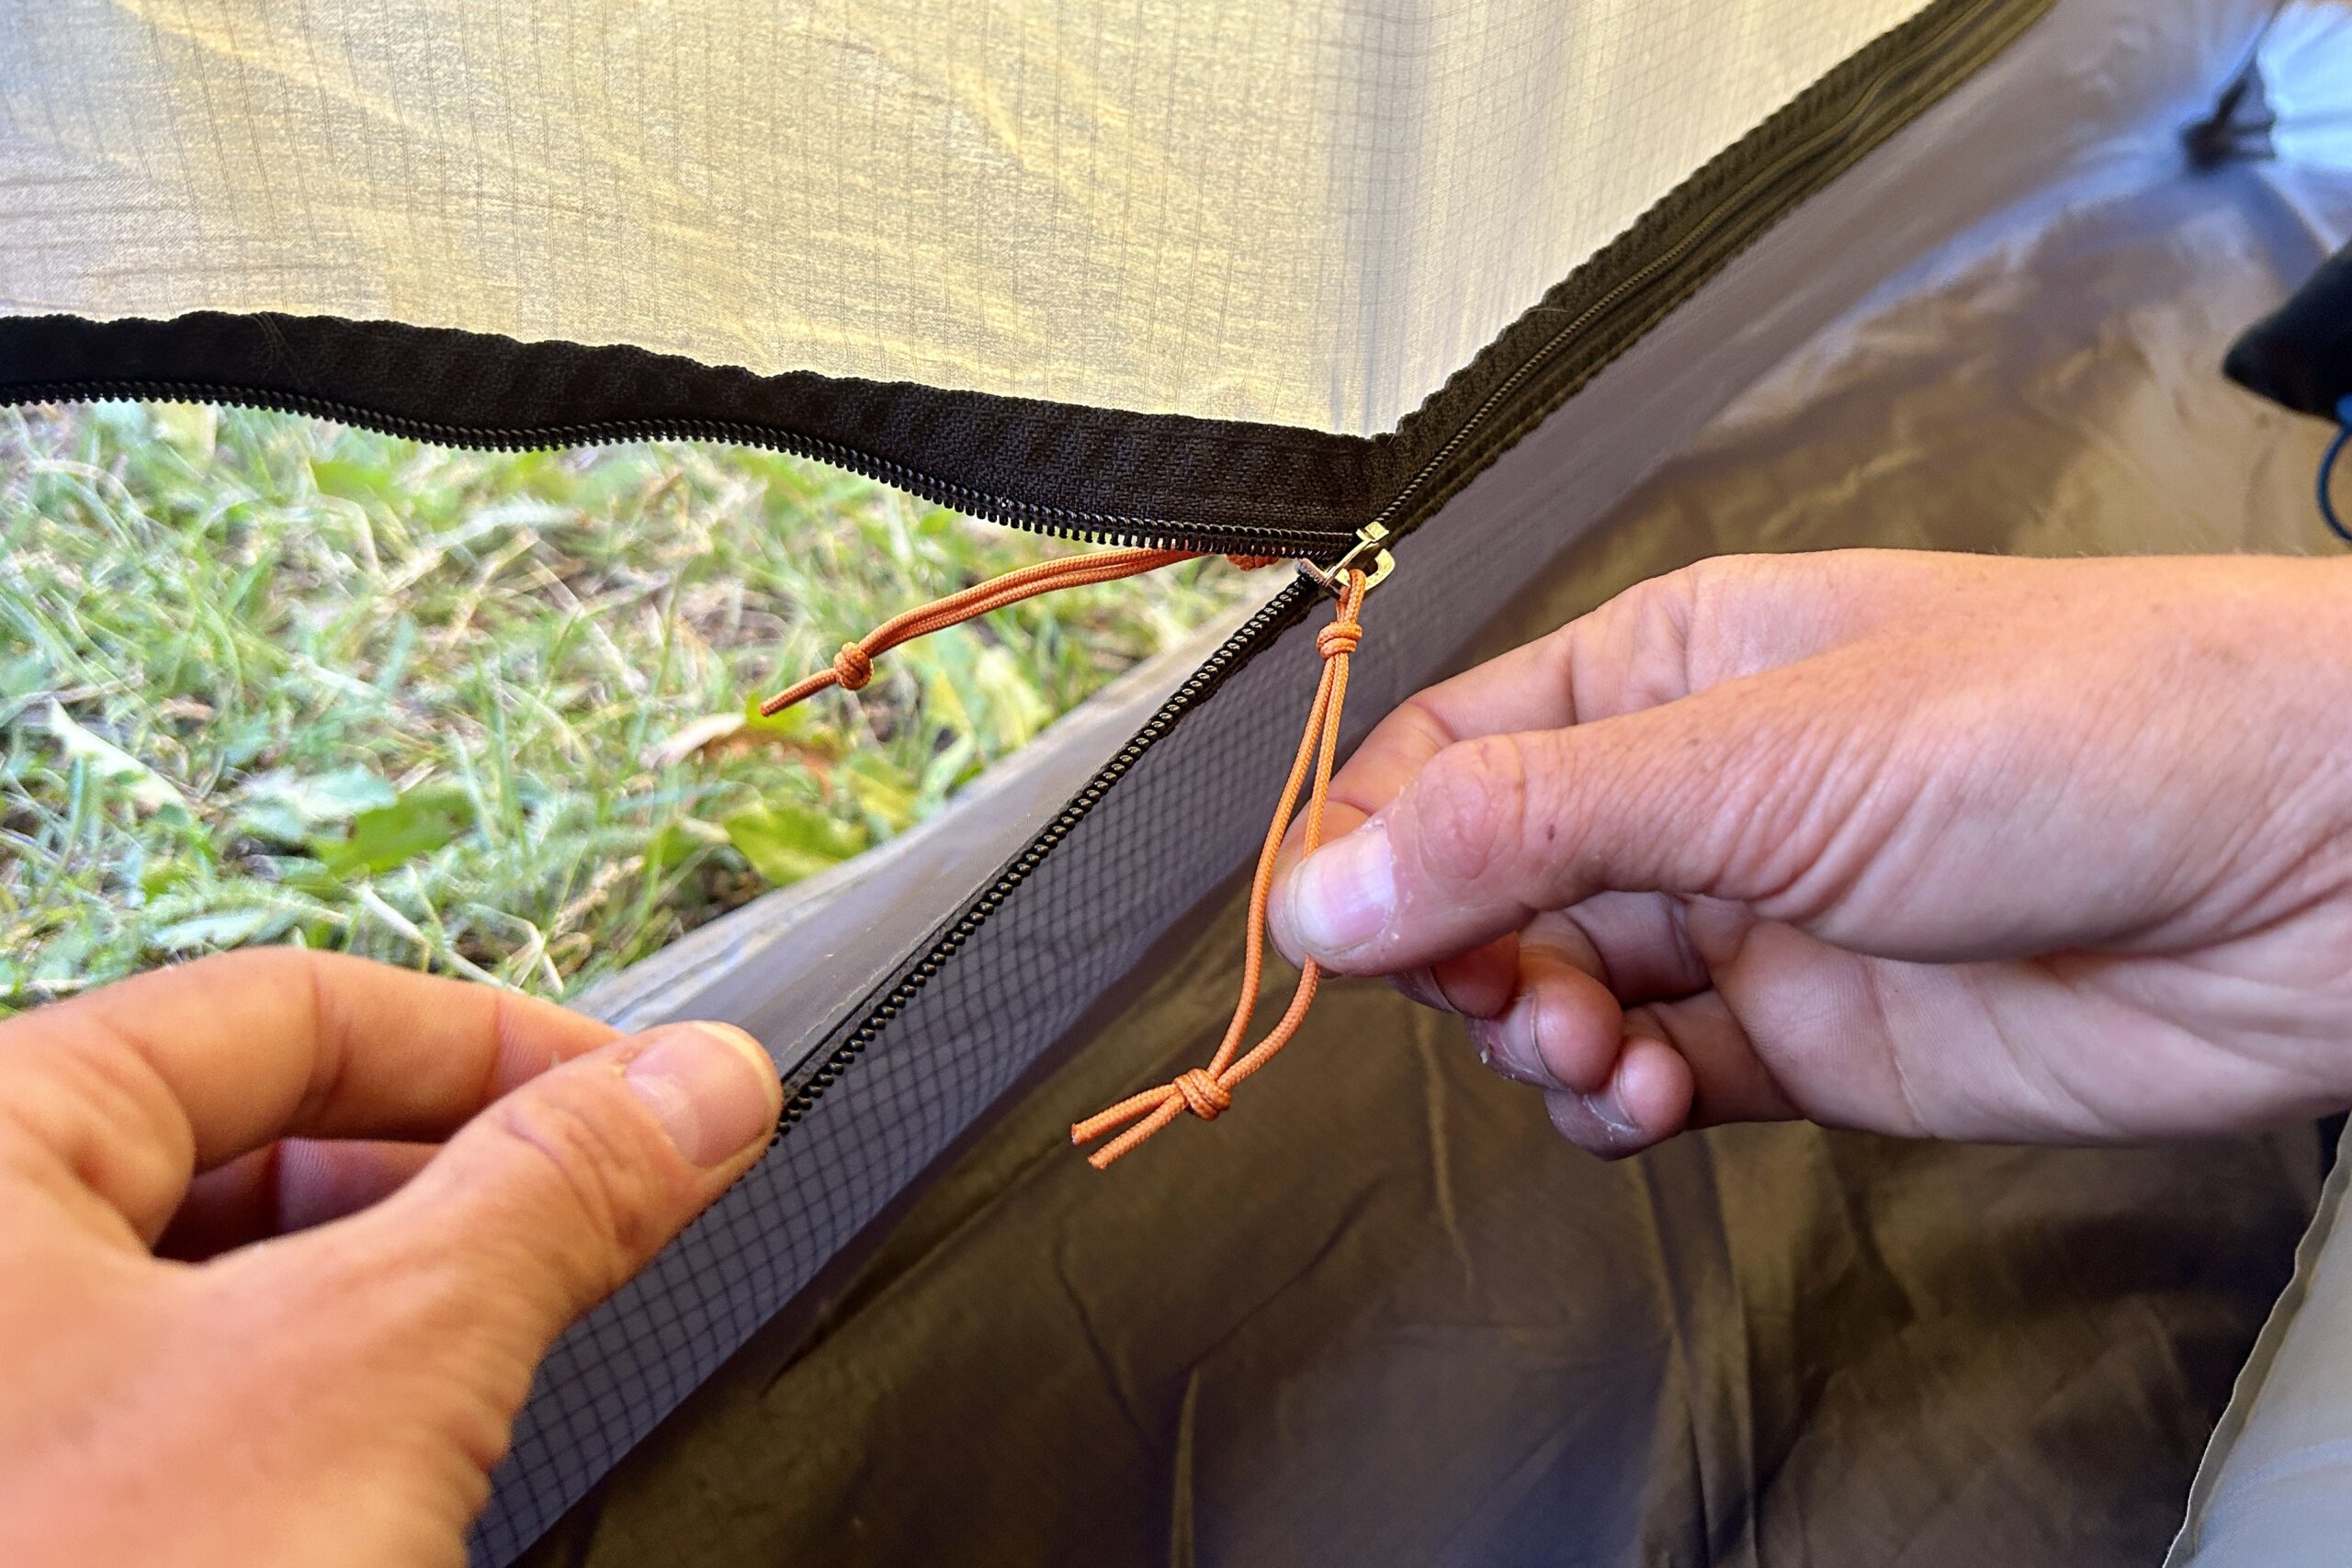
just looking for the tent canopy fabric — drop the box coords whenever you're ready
[10,0,1928,433]
[1,0,2048,539]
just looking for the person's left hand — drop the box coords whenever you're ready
[0,949,781,1568]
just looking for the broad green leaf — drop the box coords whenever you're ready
[971,645,1052,750]
[915,642,977,738]
[152,907,293,952]
[917,658,973,738]
[309,457,399,509]
[137,852,206,898]
[45,703,190,819]
[234,765,399,844]
[644,818,728,873]
[842,753,918,834]
[316,780,476,876]
[151,403,218,464]
[742,692,821,739]
[917,733,980,807]
[253,855,350,897]
[722,801,867,887]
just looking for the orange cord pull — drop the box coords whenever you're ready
[761,548,1283,716]
[1070,569,1369,1169]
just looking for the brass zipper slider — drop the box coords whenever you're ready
[1297,521,1395,597]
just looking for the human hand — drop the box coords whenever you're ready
[0,950,779,1567]
[1270,549,2352,1156]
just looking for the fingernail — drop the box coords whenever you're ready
[1580,1079,1642,1140]
[1288,824,1395,956]
[1395,967,1445,1011]
[624,1022,780,1167]
[1470,1015,1551,1088]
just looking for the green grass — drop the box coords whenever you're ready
[0,402,1258,1011]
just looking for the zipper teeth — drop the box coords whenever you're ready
[6,378,1357,561]
[768,0,2037,1138]
[771,576,1317,1133]
[13,0,2002,569]
[13,0,2032,1138]
[1366,0,2019,546]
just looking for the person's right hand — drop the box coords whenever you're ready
[1269,549,2352,1156]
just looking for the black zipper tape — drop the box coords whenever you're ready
[774,576,1317,1131]
[758,0,2053,1135]
[2,373,1359,561]
[7,0,2052,1133]
[1364,0,2051,556]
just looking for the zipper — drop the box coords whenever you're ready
[5,377,1358,561]
[774,523,1391,1130]
[766,0,2046,1134]
[774,569,1318,1129]
[1363,0,2041,552]
[9,0,2046,1135]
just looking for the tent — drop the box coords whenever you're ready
[7,0,2352,1561]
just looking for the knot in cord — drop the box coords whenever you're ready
[1173,1068,1232,1122]
[762,546,1257,716]
[1315,621,1361,660]
[1073,568,1372,1169]
[831,643,874,692]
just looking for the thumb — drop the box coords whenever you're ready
[351,1020,780,1362]
[1272,676,1862,975]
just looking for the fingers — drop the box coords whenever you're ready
[1544,1035,1696,1158]
[0,951,616,1241]
[1415,904,1802,1159]
[157,1140,437,1261]
[1523,991,1797,1159]
[1321,632,1587,835]
[1276,667,1865,974]
[1392,936,1521,1020]
[1270,549,2016,976]
[331,1020,781,1370]
[1283,550,1951,884]
[113,1020,779,1522]
[1467,932,1625,1093]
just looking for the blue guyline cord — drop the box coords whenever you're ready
[2324,392,2352,545]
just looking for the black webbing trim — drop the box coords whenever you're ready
[0,0,2049,554]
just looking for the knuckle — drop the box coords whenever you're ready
[482,1088,667,1290]
[17,1036,192,1227]
[1410,735,1532,886]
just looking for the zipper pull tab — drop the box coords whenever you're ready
[1071,553,1388,1168]
[1298,521,1394,597]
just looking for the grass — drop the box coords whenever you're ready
[0,402,1259,1012]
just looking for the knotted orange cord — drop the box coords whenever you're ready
[760,547,1282,716]
[761,541,1374,1171]
[1069,569,1368,1169]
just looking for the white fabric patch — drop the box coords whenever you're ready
[2,0,1924,434]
